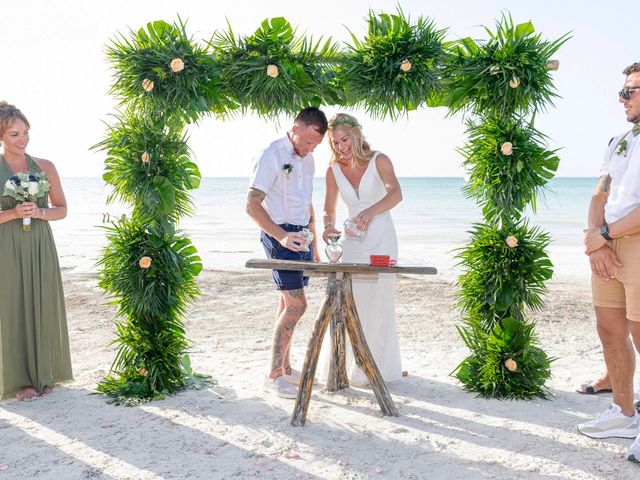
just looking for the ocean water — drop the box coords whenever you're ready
[52,177,596,280]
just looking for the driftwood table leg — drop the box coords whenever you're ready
[326,275,349,391]
[291,273,337,426]
[342,273,399,417]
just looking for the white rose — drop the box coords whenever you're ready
[170,58,185,73]
[4,180,15,191]
[266,64,279,78]
[546,60,559,71]
[504,358,517,372]
[400,60,412,72]
[509,76,520,88]
[28,182,39,195]
[500,142,513,156]
[142,79,155,92]
[506,235,519,248]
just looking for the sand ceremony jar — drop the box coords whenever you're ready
[325,233,343,263]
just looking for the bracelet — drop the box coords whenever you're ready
[324,223,334,229]
[40,208,46,218]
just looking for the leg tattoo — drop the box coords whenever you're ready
[269,289,306,378]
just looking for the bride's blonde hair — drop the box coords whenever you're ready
[327,113,372,166]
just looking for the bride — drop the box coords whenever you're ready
[320,113,403,387]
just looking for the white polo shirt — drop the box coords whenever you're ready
[601,129,640,223]
[249,136,315,226]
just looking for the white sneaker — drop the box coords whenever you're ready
[282,369,301,386]
[628,433,640,463]
[264,376,297,399]
[577,403,640,439]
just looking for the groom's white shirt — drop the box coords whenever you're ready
[249,136,315,226]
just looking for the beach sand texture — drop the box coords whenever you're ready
[1,269,639,479]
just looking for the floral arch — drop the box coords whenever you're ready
[94,10,568,404]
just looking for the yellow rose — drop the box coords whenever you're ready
[266,64,279,78]
[141,151,150,164]
[139,256,152,269]
[504,358,517,372]
[500,142,513,156]
[400,60,412,72]
[506,235,519,248]
[509,76,520,88]
[142,78,154,92]
[489,64,501,75]
[170,58,185,73]
[546,59,560,71]
[139,368,148,377]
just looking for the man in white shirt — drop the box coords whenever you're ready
[578,62,640,464]
[246,107,327,399]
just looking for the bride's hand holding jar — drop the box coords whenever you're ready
[322,223,341,243]
[354,207,375,232]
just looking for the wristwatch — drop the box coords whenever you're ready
[599,224,613,241]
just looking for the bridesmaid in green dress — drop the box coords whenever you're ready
[0,101,72,401]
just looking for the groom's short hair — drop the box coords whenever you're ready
[295,107,328,135]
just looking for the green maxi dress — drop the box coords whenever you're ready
[0,154,72,399]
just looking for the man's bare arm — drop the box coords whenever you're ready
[587,175,610,228]
[246,188,302,251]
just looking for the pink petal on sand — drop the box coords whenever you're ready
[285,450,301,459]
[0,464,8,470]
[375,467,384,474]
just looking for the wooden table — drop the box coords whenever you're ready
[245,258,437,426]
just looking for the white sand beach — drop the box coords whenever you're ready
[1,269,639,479]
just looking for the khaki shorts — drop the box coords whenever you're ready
[592,235,640,322]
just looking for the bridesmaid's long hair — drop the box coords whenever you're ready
[327,113,373,167]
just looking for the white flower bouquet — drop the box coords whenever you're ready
[3,172,50,231]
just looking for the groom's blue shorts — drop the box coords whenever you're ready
[261,223,313,291]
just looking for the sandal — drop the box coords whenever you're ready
[576,383,612,395]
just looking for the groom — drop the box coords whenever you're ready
[246,106,327,398]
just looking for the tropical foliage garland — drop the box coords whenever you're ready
[96,10,567,404]
[341,8,448,118]
[210,17,342,116]
[450,15,569,398]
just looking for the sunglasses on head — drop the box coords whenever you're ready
[619,86,640,100]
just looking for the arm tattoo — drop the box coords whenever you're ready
[595,175,611,194]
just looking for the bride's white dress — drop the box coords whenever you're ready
[319,152,402,386]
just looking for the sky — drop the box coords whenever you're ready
[2,0,637,178]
